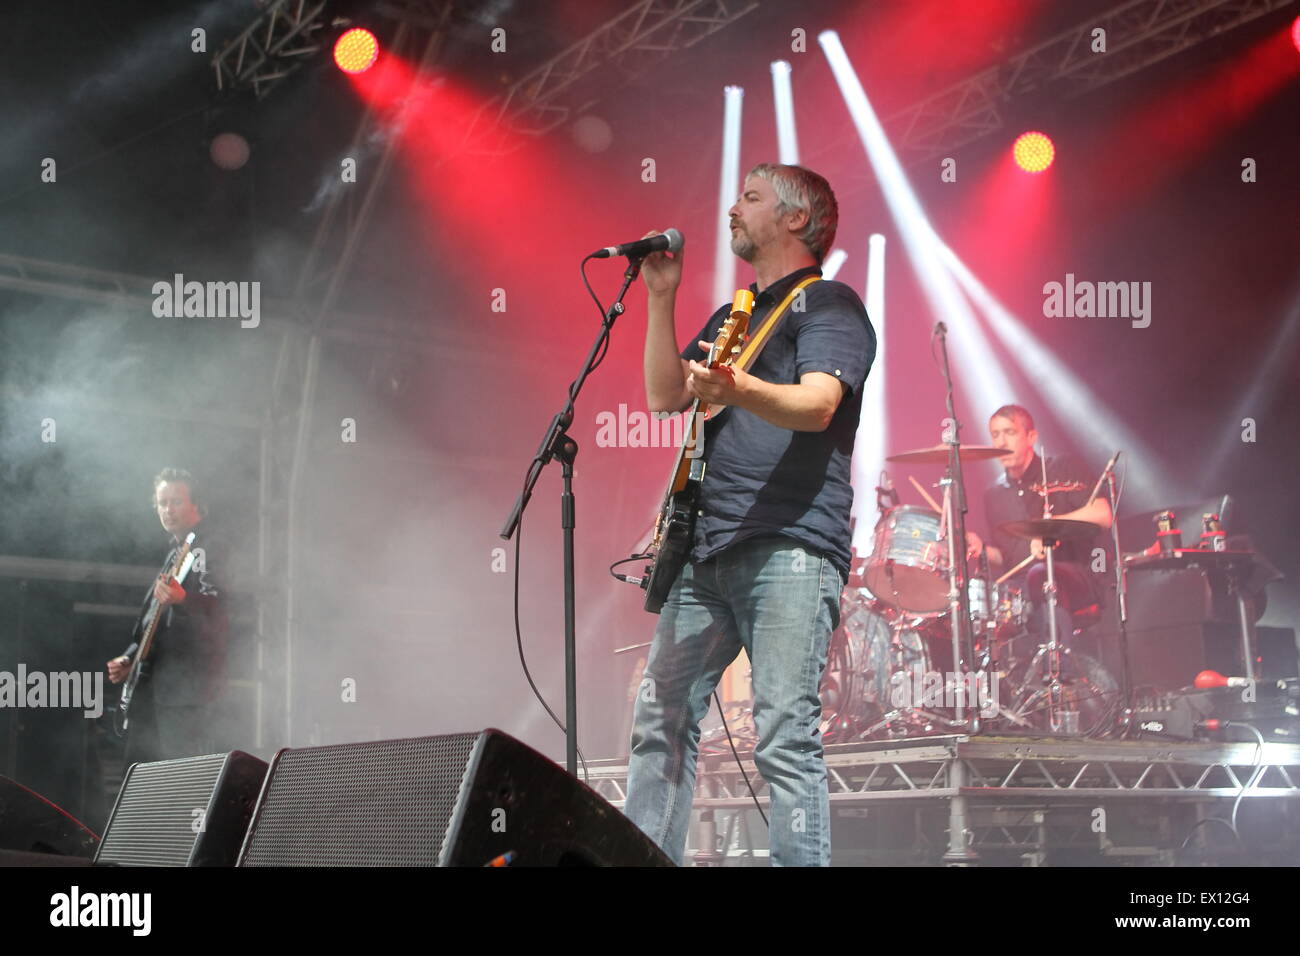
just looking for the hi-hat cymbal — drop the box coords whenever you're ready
[998,518,1098,542]
[886,444,1013,465]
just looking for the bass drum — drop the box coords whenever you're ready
[820,589,937,743]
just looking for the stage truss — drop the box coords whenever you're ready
[587,735,1300,865]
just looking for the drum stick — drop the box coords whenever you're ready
[995,553,1035,585]
[908,475,942,513]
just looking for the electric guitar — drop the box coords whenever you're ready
[640,291,753,613]
[115,532,197,736]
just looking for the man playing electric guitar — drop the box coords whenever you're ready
[625,164,875,866]
[106,468,227,765]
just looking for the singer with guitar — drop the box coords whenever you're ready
[624,164,875,866]
[106,468,227,765]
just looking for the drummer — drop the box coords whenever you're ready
[964,405,1112,642]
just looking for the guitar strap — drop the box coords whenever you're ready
[733,274,822,374]
[703,274,822,418]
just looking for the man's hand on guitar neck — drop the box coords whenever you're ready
[153,575,186,607]
[687,340,746,406]
[107,656,132,683]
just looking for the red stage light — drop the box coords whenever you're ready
[334,28,379,74]
[1292,15,1300,54]
[1013,131,1055,173]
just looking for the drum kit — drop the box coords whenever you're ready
[817,441,1119,743]
[698,328,1126,750]
[694,440,1121,753]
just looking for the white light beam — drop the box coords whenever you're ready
[818,30,1014,419]
[771,60,799,164]
[714,86,744,308]
[851,233,887,554]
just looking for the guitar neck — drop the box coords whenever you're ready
[133,535,194,664]
[133,603,164,664]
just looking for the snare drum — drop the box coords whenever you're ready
[864,506,949,615]
[968,579,1029,638]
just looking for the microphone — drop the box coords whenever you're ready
[1086,450,1122,506]
[592,229,683,259]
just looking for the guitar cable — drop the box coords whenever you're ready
[1177,721,1265,852]
[609,553,650,585]
[713,689,769,827]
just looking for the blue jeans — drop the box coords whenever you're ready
[624,535,843,866]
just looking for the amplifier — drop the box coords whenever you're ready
[1132,683,1299,742]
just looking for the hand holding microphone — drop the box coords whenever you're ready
[596,229,684,297]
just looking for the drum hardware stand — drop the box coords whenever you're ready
[861,612,967,739]
[692,754,727,866]
[974,549,1001,673]
[1098,457,1134,737]
[932,323,980,733]
[1035,447,1072,735]
[967,552,1035,729]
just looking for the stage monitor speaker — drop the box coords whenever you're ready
[95,751,268,867]
[0,776,99,857]
[237,729,673,867]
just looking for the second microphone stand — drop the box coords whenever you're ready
[933,323,979,732]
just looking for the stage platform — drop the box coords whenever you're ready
[586,735,1300,866]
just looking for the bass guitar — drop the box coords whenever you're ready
[114,532,197,736]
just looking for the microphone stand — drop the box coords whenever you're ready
[933,323,978,732]
[500,255,643,777]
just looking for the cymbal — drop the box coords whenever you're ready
[885,444,1013,465]
[998,518,1099,542]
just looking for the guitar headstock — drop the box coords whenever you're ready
[706,290,754,368]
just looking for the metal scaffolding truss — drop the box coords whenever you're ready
[461,0,760,152]
[587,735,1300,862]
[589,735,1300,807]
[211,0,333,99]
[884,0,1297,163]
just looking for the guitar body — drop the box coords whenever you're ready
[114,659,149,736]
[642,461,704,614]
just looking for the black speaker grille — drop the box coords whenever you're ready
[96,753,228,866]
[239,732,483,867]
